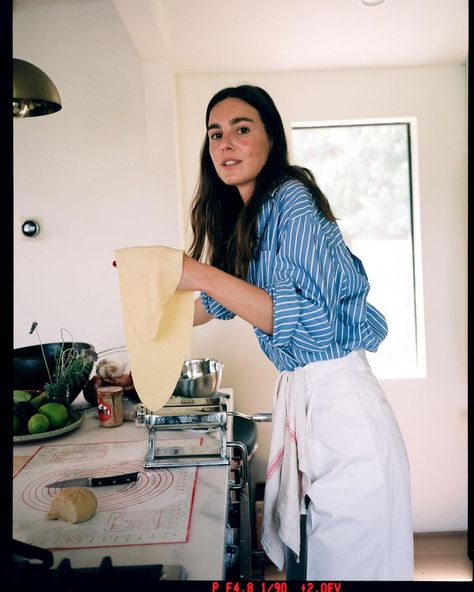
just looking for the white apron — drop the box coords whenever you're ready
[262,349,414,581]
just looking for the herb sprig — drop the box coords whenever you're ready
[29,323,95,405]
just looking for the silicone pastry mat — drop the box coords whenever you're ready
[13,440,199,550]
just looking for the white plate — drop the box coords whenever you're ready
[14,409,83,443]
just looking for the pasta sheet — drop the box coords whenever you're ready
[115,246,194,411]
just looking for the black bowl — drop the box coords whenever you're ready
[13,342,95,404]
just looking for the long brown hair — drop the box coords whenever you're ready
[188,85,336,279]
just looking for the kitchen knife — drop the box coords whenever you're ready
[45,471,140,489]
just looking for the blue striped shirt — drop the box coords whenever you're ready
[201,179,388,371]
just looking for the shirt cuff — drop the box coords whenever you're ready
[262,279,301,348]
[200,292,236,320]
[256,279,336,351]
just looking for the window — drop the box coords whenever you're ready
[291,119,425,378]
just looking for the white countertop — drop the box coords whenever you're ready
[13,390,234,580]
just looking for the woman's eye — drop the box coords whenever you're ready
[209,132,222,140]
[237,127,249,134]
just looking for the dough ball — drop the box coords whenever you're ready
[46,487,97,524]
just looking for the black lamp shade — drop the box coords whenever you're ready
[13,58,62,118]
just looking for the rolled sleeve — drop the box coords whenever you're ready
[251,189,343,352]
[255,278,335,352]
[200,292,235,320]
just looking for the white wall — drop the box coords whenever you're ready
[13,0,184,354]
[13,1,467,533]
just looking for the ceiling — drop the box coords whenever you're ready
[14,0,469,74]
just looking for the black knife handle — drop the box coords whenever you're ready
[90,472,139,487]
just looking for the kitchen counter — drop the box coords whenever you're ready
[13,390,234,580]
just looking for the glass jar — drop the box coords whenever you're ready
[97,385,123,427]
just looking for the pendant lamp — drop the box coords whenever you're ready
[13,58,62,118]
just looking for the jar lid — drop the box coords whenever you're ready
[97,386,123,396]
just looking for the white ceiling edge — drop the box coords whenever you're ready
[14,0,469,75]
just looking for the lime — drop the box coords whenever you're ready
[13,390,32,404]
[27,413,50,434]
[38,402,69,429]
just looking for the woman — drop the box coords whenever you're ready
[177,85,413,581]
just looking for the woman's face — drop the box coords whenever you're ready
[207,97,271,203]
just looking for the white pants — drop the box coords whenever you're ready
[284,349,414,581]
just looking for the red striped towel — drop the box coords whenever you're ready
[261,367,310,571]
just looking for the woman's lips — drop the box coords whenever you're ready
[222,159,241,167]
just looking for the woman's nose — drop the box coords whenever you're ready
[220,133,234,150]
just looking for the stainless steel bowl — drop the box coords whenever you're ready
[173,358,223,398]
